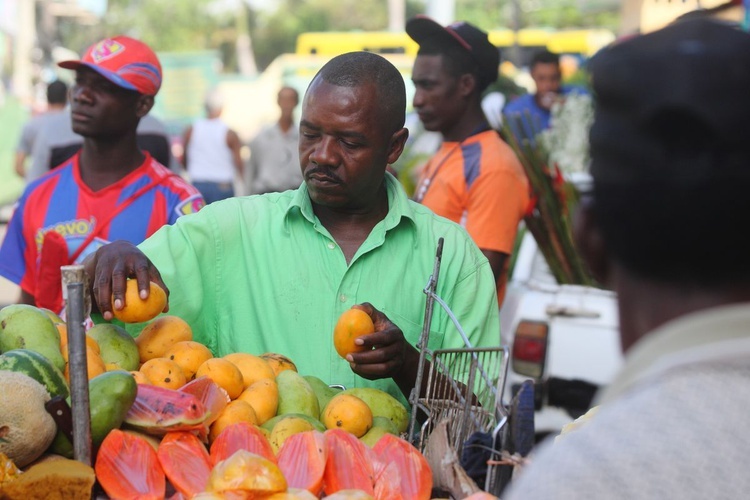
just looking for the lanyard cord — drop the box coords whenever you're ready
[412,123,492,204]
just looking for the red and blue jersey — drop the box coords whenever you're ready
[0,152,205,296]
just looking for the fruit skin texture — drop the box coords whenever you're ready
[261,413,327,434]
[340,387,409,433]
[322,393,373,438]
[269,416,315,453]
[236,378,279,425]
[135,315,193,363]
[140,357,187,390]
[87,323,140,371]
[208,400,259,444]
[0,348,69,399]
[0,304,65,372]
[359,426,390,447]
[0,371,57,468]
[63,344,106,381]
[261,352,298,375]
[333,308,375,359]
[195,357,245,400]
[303,375,341,417]
[276,369,320,419]
[224,352,275,388]
[111,280,167,323]
[165,341,214,380]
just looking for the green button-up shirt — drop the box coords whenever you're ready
[137,174,500,404]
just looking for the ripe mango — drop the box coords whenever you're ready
[340,387,409,434]
[276,370,320,419]
[359,426,390,448]
[268,416,315,453]
[261,413,326,434]
[135,315,192,363]
[0,304,65,372]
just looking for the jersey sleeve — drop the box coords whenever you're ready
[464,165,529,254]
[0,194,33,291]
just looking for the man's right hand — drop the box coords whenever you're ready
[83,240,169,321]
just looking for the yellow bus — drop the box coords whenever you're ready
[295,28,616,62]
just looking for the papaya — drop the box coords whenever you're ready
[276,370,319,419]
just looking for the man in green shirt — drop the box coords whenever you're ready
[84,51,500,404]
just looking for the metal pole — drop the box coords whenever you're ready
[408,237,444,442]
[65,276,92,465]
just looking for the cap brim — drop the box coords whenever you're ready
[406,15,470,51]
[57,60,139,92]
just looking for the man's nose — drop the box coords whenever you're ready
[309,136,337,166]
[71,84,93,104]
[413,88,425,108]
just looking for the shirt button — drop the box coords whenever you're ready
[327,242,335,249]
[339,294,347,302]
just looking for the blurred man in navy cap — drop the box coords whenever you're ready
[505,19,750,499]
[407,15,529,308]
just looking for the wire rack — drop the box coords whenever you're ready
[408,238,512,495]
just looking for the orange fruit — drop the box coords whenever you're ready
[130,370,151,384]
[236,378,279,425]
[140,358,187,390]
[208,400,259,444]
[135,315,193,363]
[58,324,101,354]
[111,280,167,323]
[195,358,245,399]
[223,353,275,388]
[165,341,214,380]
[333,308,375,359]
[321,393,373,438]
[63,345,106,382]
[260,353,298,376]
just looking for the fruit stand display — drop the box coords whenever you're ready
[0,258,523,499]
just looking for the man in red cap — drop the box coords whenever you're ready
[0,36,205,312]
[407,16,529,308]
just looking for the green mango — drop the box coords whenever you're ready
[276,370,320,419]
[303,375,341,417]
[341,387,409,433]
[50,370,138,457]
[360,425,390,448]
[372,415,400,435]
[0,304,65,372]
[87,323,139,371]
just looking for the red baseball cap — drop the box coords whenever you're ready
[58,36,162,96]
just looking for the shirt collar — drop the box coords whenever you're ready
[597,303,750,405]
[283,172,418,233]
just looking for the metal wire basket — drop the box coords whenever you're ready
[408,238,513,495]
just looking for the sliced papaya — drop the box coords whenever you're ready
[372,433,432,500]
[277,430,327,495]
[209,422,276,465]
[157,431,212,497]
[323,428,375,496]
[95,429,165,500]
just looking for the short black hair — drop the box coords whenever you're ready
[530,50,560,69]
[313,51,406,134]
[47,80,68,105]
[417,40,490,93]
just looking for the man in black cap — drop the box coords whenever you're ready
[407,15,529,308]
[505,19,750,499]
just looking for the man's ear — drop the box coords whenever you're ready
[458,73,477,99]
[573,200,610,286]
[135,95,155,118]
[386,127,409,165]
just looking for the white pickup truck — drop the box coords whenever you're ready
[500,230,623,440]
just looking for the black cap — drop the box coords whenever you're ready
[589,19,750,185]
[406,15,499,88]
